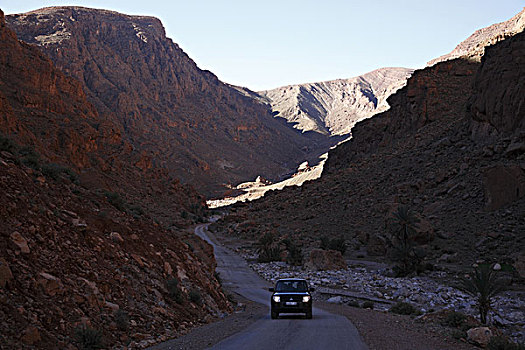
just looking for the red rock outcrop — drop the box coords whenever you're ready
[7,6,337,196]
[0,7,210,226]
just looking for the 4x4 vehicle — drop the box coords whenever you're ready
[269,278,314,319]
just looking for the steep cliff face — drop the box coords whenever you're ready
[468,30,525,137]
[326,59,477,172]
[259,68,413,136]
[0,8,102,169]
[7,7,337,195]
[428,8,525,66]
[0,7,205,226]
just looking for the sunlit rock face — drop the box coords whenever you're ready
[260,67,413,136]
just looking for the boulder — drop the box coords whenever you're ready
[305,249,346,271]
[467,327,493,347]
[10,232,30,254]
[37,272,64,296]
[110,232,124,243]
[20,326,40,345]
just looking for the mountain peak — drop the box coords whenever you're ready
[8,6,166,46]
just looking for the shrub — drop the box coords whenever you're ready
[214,272,222,286]
[226,293,236,303]
[256,232,281,263]
[104,191,126,212]
[127,204,144,218]
[166,278,183,304]
[19,146,40,169]
[442,311,467,328]
[74,325,103,350]
[347,300,360,308]
[451,329,466,340]
[461,264,504,324]
[390,302,418,315]
[319,236,347,255]
[282,238,303,266]
[488,336,525,350]
[0,134,16,153]
[189,289,202,305]
[362,301,374,309]
[114,309,129,331]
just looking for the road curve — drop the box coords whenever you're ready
[195,224,368,350]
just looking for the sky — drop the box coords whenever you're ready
[2,1,524,91]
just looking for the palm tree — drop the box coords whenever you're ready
[461,264,504,324]
[388,206,423,276]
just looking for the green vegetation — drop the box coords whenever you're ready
[104,191,126,211]
[487,336,525,350]
[189,289,202,305]
[103,191,144,218]
[41,163,79,183]
[362,301,374,309]
[320,236,347,255]
[387,206,425,277]
[166,278,184,304]
[74,325,103,350]
[256,232,281,263]
[282,238,303,266]
[347,300,360,308]
[441,311,467,328]
[389,301,419,315]
[0,133,16,153]
[0,134,79,183]
[18,146,41,169]
[461,264,504,325]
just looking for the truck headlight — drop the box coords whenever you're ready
[302,296,311,303]
[273,296,280,303]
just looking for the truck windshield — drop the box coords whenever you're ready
[275,280,308,292]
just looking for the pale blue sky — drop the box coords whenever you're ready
[3,1,524,90]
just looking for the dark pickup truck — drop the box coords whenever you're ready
[269,278,314,319]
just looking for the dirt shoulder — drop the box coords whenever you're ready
[317,301,477,350]
[148,292,267,350]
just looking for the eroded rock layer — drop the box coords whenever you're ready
[7,6,338,196]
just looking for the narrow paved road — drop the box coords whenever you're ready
[195,224,368,350]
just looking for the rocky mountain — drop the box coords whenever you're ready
[7,7,340,196]
[1,8,232,348]
[259,68,413,136]
[427,7,525,66]
[0,7,206,227]
[216,25,525,278]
